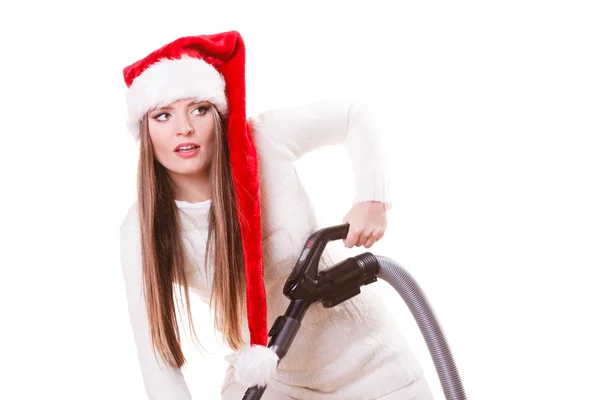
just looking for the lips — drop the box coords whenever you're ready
[174,142,201,159]
[174,142,200,152]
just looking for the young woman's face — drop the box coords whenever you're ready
[147,98,215,178]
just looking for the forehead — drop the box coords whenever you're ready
[153,98,209,111]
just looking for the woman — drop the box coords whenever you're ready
[119,31,434,400]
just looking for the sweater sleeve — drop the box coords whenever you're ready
[119,205,193,400]
[250,99,393,209]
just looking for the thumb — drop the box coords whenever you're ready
[342,214,349,245]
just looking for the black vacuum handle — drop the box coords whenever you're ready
[315,223,350,241]
[283,223,350,297]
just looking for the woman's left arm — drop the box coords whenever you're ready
[251,100,393,248]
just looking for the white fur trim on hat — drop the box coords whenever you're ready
[126,55,228,141]
[233,345,279,388]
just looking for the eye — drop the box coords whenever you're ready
[192,105,209,115]
[152,112,170,121]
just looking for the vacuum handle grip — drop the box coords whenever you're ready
[318,223,350,242]
[284,223,351,296]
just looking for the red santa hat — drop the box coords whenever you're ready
[123,31,277,387]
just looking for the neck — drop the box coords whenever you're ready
[169,170,211,203]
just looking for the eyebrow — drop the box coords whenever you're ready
[153,100,207,112]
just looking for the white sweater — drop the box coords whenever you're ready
[119,100,424,399]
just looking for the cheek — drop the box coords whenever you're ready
[148,123,172,160]
[193,118,216,150]
[193,117,214,139]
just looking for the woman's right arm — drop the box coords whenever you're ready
[119,204,193,400]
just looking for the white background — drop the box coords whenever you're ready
[1,0,598,399]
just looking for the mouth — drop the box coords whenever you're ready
[174,142,201,159]
[175,143,200,152]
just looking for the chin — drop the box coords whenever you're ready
[174,165,208,177]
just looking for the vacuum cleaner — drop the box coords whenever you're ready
[242,224,468,400]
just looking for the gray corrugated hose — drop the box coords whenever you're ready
[375,255,467,400]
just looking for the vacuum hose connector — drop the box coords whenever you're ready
[375,255,467,400]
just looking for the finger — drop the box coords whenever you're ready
[364,234,377,249]
[356,229,372,247]
[375,229,385,241]
[365,229,382,249]
[344,228,360,248]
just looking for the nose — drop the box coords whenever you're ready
[176,115,194,136]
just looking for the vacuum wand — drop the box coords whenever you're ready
[242,224,468,399]
[241,300,310,399]
[242,225,353,399]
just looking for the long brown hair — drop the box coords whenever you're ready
[137,105,246,368]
